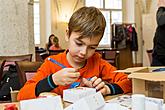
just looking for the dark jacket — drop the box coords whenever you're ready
[131,27,138,51]
[152,7,165,66]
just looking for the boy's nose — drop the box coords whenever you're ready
[80,47,87,55]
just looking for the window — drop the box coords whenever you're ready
[105,0,122,9]
[85,0,122,48]
[34,0,40,44]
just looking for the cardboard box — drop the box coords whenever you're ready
[123,67,165,100]
[115,67,165,74]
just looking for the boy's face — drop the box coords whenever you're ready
[67,31,101,64]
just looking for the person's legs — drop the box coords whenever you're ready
[151,55,164,66]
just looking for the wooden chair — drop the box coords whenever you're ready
[0,60,6,81]
[0,54,32,81]
[49,49,65,55]
[35,48,47,62]
[104,50,120,68]
[96,49,119,68]
[15,61,43,87]
[0,54,32,62]
[40,52,49,61]
[96,50,104,58]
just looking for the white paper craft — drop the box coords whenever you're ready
[100,94,164,110]
[64,92,105,110]
[106,94,131,109]
[20,96,63,110]
[145,97,164,110]
[132,94,145,110]
[63,87,96,103]
[98,103,129,110]
[162,104,165,110]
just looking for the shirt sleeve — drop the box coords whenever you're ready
[100,59,132,94]
[106,83,124,95]
[17,58,54,101]
[35,74,58,97]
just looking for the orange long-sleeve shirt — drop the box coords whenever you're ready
[17,51,132,100]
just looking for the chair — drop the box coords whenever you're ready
[0,54,32,81]
[96,49,104,58]
[0,54,32,62]
[15,61,43,87]
[49,49,65,55]
[35,48,47,61]
[146,49,153,64]
[104,50,120,68]
[0,60,6,81]
[96,49,119,68]
[40,52,49,61]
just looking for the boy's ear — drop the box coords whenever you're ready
[65,28,69,42]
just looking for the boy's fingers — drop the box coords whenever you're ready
[90,76,97,83]
[99,87,106,95]
[68,72,80,78]
[82,78,93,87]
[95,82,105,90]
[65,68,77,72]
[93,78,102,87]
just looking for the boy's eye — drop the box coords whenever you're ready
[76,42,82,46]
[90,47,96,49]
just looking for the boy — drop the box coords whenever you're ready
[17,6,131,100]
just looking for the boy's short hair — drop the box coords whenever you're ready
[68,6,106,39]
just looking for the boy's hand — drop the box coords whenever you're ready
[81,76,111,95]
[52,68,80,86]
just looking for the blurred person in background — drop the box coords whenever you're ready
[152,0,165,66]
[46,34,62,51]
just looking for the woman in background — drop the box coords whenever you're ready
[46,34,62,50]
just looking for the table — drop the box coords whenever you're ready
[0,95,122,110]
[0,102,19,110]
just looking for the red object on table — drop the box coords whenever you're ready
[4,104,18,110]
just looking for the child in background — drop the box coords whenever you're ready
[46,34,61,50]
[17,6,132,100]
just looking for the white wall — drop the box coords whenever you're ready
[123,0,143,65]
[142,0,157,66]
[0,0,35,59]
[123,0,135,23]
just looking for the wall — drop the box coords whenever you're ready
[39,0,47,48]
[123,0,157,66]
[52,0,84,49]
[39,0,84,49]
[142,0,157,66]
[123,0,135,23]
[0,0,35,59]
[135,0,143,65]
